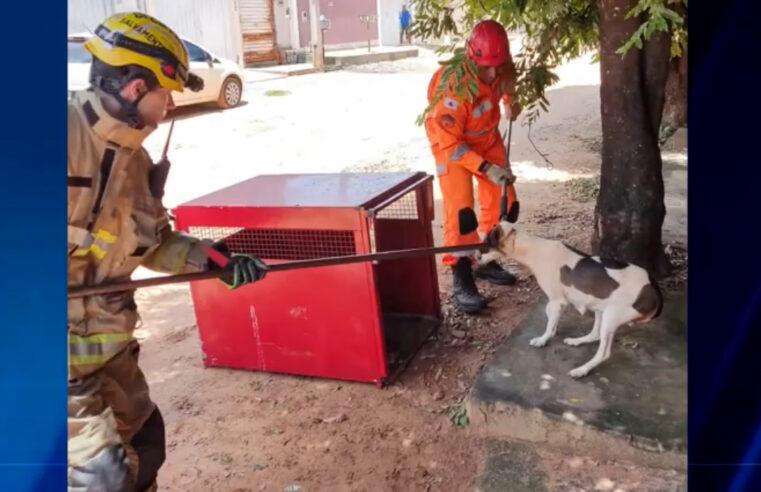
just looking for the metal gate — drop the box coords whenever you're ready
[238,0,277,63]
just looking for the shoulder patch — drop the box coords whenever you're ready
[443,97,459,110]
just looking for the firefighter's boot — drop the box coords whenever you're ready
[475,260,517,286]
[452,257,488,313]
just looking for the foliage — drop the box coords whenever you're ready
[616,0,686,57]
[411,0,686,127]
[415,47,480,126]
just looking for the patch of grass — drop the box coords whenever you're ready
[264,89,291,97]
[446,404,469,427]
[565,175,600,202]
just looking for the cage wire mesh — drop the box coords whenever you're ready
[375,190,419,220]
[188,226,356,261]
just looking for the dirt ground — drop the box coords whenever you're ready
[134,48,688,491]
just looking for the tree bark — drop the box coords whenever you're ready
[592,0,671,277]
[662,46,687,131]
[662,4,687,134]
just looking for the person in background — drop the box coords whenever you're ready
[399,4,412,45]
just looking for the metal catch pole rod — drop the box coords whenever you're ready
[161,119,175,161]
[499,118,513,221]
[68,242,491,299]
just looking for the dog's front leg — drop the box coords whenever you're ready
[530,300,563,347]
[564,311,602,346]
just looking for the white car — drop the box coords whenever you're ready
[68,33,246,109]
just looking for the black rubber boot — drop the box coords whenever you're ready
[475,260,517,286]
[452,257,489,313]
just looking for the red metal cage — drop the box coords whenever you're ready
[173,172,441,385]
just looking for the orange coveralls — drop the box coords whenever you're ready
[424,66,518,266]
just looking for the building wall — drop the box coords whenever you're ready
[295,0,378,48]
[67,0,244,65]
[149,0,242,62]
[67,0,144,34]
[272,0,293,49]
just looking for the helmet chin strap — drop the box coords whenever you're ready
[92,74,149,129]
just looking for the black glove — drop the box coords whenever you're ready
[208,242,267,289]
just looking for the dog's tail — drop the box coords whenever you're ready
[649,272,664,320]
[633,272,664,323]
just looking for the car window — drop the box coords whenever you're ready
[183,41,208,62]
[68,41,92,63]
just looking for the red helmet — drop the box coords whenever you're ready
[466,20,509,67]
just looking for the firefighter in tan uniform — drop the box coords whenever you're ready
[67,13,266,491]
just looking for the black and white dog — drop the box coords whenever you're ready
[486,222,663,378]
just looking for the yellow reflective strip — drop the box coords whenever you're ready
[90,244,107,259]
[69,333,134,344]
[69,353,115,366]
[71,239,113,259]
[94,229,117,243]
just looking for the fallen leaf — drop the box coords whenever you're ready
[322,413,348,424]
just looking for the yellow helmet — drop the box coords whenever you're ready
[84,12,199,93]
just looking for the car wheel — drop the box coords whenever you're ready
[217,76,242,108]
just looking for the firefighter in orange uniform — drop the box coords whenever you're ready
[424,20,521,314]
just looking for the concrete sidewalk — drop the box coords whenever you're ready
[247,46,419,77]
[468,290,687,470]
[325,46,419,67]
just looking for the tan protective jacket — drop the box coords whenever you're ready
[67,90,210,380]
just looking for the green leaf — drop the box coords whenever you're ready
[468,79,479,96]
[644,19,657,39]
[661,7,684,24]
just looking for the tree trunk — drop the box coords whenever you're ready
[662,46,687,132]
[592,0,671,277]
[662,4,687,136]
